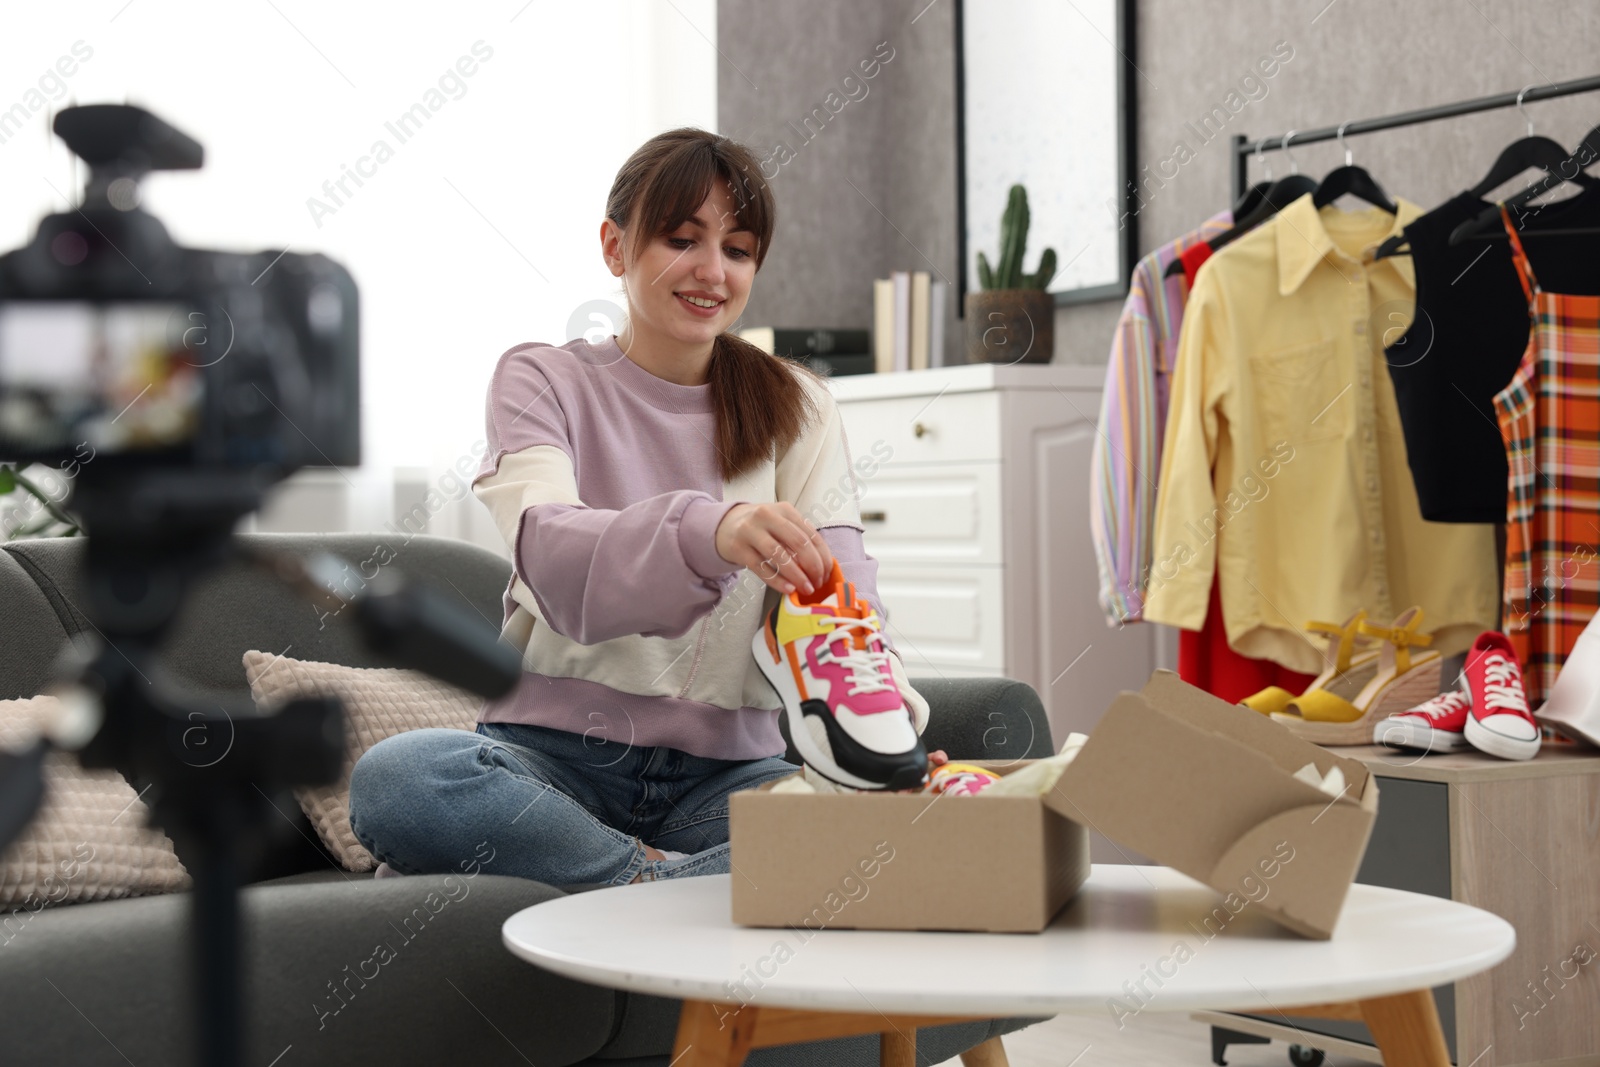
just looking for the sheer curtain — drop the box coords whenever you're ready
[0,1,717,550]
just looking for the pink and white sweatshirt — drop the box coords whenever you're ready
[470,335,907,761]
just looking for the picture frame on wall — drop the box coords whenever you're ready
[954,0,1139,312]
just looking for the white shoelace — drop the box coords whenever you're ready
[1480,655,1529,715]
[1416,689,1470,720]
[813,614,893,696]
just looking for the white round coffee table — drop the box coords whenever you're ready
[503,864,1514,1067]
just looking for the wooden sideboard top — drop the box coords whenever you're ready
[826,362,1106,401]
[1343,742,1600,783]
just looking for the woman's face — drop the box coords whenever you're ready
[607,179,758,348]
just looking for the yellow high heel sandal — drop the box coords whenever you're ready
[1240,612,1379,716]
[1271,607,1443,746]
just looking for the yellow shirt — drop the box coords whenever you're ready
[1144,193,1498,675]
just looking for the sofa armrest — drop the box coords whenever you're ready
[910,675,1056,762]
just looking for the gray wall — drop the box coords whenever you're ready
[717,1,962,366]
[720,0,1600,366]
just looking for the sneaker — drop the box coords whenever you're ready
[753,558,927,791]
[1375,689,1473,753]
[1462,631,1541,761]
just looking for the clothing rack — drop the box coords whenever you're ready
[1230,73,1600,201]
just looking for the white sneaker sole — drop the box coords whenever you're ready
[752,626,892,791]
[1463,712,1541,761]
[1373,718,1470,753]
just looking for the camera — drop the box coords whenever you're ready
[0,103,358,480]
[0,105,518,1067]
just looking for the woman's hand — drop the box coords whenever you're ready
[715,502,833,596]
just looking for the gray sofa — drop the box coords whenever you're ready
[0,532,1055,1065]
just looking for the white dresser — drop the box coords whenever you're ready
[828,363,1160,749]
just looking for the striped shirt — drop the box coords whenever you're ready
[1091,213,1231,625]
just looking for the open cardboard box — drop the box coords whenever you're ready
[729,758,1091,934]
[1047,670,1379,939]
[730,670,1378,938]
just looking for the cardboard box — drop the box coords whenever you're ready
[730,759,1091,933]
[1048,671,1379,940]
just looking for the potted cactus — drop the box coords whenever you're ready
[966,183,1056,364]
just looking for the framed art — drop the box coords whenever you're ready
[955,0,1139,310]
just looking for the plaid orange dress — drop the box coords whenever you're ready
[1493,205,1600,705]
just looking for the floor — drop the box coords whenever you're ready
[928,1012,1375,1067]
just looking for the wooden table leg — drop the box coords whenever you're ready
[960,1034,1011,1066]
[672,1000,756,1067]
[1268,990,1450,1067]
[881,1026,916,1067]
[671,1000,991,1066]
[1359,989,1452,1067]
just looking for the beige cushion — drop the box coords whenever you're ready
[0,696,191,915]
[242,650,479,872]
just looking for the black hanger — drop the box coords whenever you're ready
[1164,146,1318,279]
[1311,124,1397,214]
[1446,136,1600,244]
[1313,164,1397,212]
[1373,234,1409,260]
[1470,134,1598,198]
[1449,126,1600,245]
[1233,179,1272,219]
[1162,175,1317,279]
[1377,124,1600,261]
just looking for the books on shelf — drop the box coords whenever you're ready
[891,270,910,373]
[872,270,947,372]
[873,279,894,374]
[741,267,950,381]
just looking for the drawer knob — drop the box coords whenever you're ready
[860,510,888,522]
[913,421,929,438]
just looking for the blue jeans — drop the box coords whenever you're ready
[347,721,799,889]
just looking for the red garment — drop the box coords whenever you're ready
[1178,576,1316,704]
[1177,241,1216,284]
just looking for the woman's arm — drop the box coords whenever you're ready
[472,348,743,645]
[475,447,742,644]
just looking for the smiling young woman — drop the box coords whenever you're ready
[346,127,931,893]
[600,127,821,481]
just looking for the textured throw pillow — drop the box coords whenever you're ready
[0,696,191,917]
[242,650,479,871]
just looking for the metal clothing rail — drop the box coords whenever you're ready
[1229,73,1600,201]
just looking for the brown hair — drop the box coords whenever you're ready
[605,127,825,482]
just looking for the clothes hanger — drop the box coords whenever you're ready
[1312,123,1397,213]
[1446,87,1600,245]
[1469,86,1597,198]
[1164,133,1317,277]
[1232,141,1274,218]
[1449,122,1600,245]
[1375,88,1592,260]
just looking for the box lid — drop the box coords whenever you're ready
[1038,673,1380,937]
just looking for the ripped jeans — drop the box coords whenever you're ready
[347,721,799,889]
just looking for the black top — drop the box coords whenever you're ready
[1385,189,1600,523]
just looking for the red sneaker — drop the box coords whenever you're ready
[1375,689,1472,753]
[1462,632,1541,761]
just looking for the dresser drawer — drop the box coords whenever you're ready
[837,390,1001,465]
[857,462,1002,565]
[876,564,1005,670]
